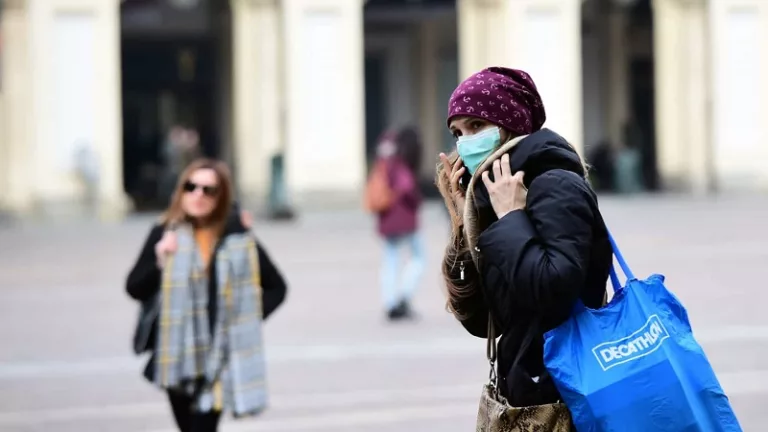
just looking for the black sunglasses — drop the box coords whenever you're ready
[182,181,219,197]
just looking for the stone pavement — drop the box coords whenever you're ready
[0,195,767,431]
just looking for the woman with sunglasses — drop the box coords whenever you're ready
[126,158,287,432]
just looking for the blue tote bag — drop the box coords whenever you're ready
[543,233,742,432]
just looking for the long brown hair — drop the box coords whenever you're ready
[436,128,522,320]
[436,150,482,320]
[161,158,234,235]
[435,127,514,320]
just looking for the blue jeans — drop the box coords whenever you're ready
[381,232,426,310]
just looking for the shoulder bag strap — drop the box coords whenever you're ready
[486,314,497,387]
[486,313,539,397]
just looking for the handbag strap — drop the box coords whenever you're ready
[486,315,498,390]
[486,313,497,363]
[486,313,539,392]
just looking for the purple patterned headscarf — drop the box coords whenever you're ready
[446,67,546,136]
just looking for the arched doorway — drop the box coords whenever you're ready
[363,0,458,195]
[120,0,233,211]
[581,0,657,193]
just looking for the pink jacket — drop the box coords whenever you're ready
[377,157,421,237]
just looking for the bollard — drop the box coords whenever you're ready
[74,142,100,218]
[267,153,295,220]
[614,147,643,194]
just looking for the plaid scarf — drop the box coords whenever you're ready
[155,225,267,417]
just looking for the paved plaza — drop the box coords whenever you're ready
[0,195,767,431]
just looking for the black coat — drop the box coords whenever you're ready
[126,205,287,379]
[458,129,611,406]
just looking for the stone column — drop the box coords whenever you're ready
[653,0,712,193]
[418,19,441,177]
[459,0,584,152]
[93,0,129,220]
[0,94,4,211]
[708,0,768,190]
[504,0,584,153]
[605,6,630,149]
[231,0,282,208]
[9,0,128,219]
[457,0,508,80]
[282,0,365,206]
[1,0,33,214]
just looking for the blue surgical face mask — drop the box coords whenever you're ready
[457,127,501,175]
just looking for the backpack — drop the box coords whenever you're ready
[364,160,394,213]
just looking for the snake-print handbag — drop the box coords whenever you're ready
[476,316,573,432]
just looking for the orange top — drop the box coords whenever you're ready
[194,226,218,268]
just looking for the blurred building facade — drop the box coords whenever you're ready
[0,0,767,218]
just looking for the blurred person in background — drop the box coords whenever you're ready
[585,139,615,192]
[436,67,610,424]
[126,158,287,432]
[365,127,425,321]
[161,125,202,202]
[615,121,644,194]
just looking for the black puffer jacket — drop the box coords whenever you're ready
[457,129,611,406]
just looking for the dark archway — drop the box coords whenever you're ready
[627,0,657,191]
[120,0,232,210]
[581,0,657,193]
[363,0,458,197]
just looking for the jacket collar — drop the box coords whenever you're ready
[463,134,529,266]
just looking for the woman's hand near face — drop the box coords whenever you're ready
[439,153,467,215]
[482,154,527,220]
[154,230,178,269]
[240,210,254,230]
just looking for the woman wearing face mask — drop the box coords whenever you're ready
[127,158,287,432]
[436,67,611,415]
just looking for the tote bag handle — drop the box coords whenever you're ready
[607,231,635,293]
